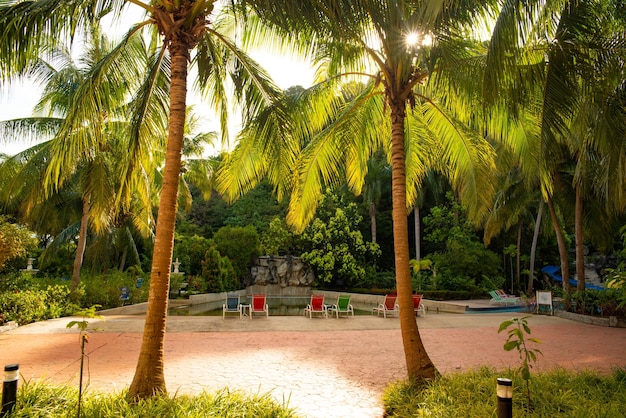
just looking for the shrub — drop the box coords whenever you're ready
[80,270,147,309]
[567,289,626,319]
[0,290,48,325]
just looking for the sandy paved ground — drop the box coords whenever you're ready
[2,313,625,417]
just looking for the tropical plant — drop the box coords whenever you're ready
[0,32,156,292]
[1,0,281,398]
[201,245,237,293]
[66,305,103,418]
[498,316,543,404]
[485,0,626,292]
[224,0,506,382]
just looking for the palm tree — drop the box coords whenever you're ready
[362,150,390,244]
[223,1,502,381]
[1,1,280,398]
[0,36,140,291]
[485,0,626,292]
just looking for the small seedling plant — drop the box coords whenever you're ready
[66,305,103,418]
[498,316,543,405]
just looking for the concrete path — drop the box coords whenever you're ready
[2,313,625,418]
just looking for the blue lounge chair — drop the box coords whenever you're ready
[222,293,242,319]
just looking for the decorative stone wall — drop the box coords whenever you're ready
[248,256,315,288]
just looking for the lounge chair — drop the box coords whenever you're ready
[304,294,328,318]
[372,294,399,318]
[329,294,354,318]
[496,289,518,299]
[489,290,520,306]
[413,294,426,317]
[250,294,269,319]
[222,293,242,319]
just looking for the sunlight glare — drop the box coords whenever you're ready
[406,32,420,46]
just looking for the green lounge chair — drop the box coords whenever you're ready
[489,290,520,306]
[329,295,354,318]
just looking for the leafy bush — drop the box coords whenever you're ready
[0,284,76,325]
[567,289,626,319]
[44,284,77,318]
[299,193,381,287]
[0,217,38,271]
[0,290,48,325]
[80,270,148,309]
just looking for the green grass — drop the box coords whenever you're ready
[9,380,300,417]
[383,367,626,417]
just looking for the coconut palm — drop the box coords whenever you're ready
[485,0,626,291]
[0,35,146,290]
[222,1,503,381]
[1,0,280,398]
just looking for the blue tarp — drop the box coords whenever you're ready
[541,265,604,291]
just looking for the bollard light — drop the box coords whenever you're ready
[1,364,19,417]
[496,378,512,418]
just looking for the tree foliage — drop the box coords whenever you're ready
[173,234,212,277]
[213,225,261,283]
[201,245,237,293]
[299,191,380,287]
[0,217,38,270]
[423,194,503,291]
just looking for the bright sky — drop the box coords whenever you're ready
[0,5,316,156]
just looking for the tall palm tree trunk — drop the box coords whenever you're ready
[575,183,585,291]
[414,206,421,261]
[389,102,437,381]
[526,200,543,295]
[71,196,90,293]
[516,222,522,292]
[546,195,570,292]
[370,202,377,243]
[128,38,189,400]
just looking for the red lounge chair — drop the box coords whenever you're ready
[250,294,269,319]
[304,294,328,318]
[372,294,399,318]
[413,294,426,317]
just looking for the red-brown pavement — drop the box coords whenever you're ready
[1,312,625,418]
